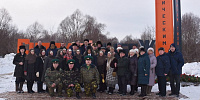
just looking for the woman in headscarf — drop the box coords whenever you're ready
[56,49,65,70]
[97,51,107,92]
[24,49,37,93]
[35,49,46,93]
[73,49,83,71]
[104,52,118,95]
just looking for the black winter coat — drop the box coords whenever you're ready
[117,56,129,76]
[13,53,26,77]
[35,56,46,81]
[167,50,184,75]
[156,53,171,76]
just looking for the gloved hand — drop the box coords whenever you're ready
[36,72,39,77]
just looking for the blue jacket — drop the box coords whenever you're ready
[46,47,58,57]
[156,53,171,76]
[138,53,150,85]
[167,50,184,75]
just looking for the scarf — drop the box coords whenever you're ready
[106,57,114,70]
[25,53,37,64]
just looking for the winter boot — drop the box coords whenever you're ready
[130,85,135,95]
[15,83,20,93]
[92,93,96,99]
[19,83,24,93]
[76,92,81,99]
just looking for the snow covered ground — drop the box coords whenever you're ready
[0,53,200,100]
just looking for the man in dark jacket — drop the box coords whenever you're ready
[117,49,129,96]
[156,47,171,97]
[80,39,89,55]
[167,43,184,97]
[13,45,26,93]
[60,42,67,49]
[46,41,58,57]
[34,41,46,56]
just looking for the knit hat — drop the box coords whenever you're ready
[158,47,165,51]
[170,43,176,48]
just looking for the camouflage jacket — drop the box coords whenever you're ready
[62,68,80,86]
[80,64,100,84]
[44,66,62,87]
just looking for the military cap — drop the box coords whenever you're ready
[51,59,60,63]
[84,56,93,60]
[67,59,75,64]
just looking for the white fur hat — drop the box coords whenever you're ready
[117,47,123,50]
[129,49,136,53]
[134,49,139,53]
[147,47,154,52]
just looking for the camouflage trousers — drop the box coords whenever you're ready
[48,83,63,96]
[66,83,81,97]
[84,81,98,96]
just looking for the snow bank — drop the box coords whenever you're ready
[0,53,15,75]
[182,62,200,77]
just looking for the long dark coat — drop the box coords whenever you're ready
[138,53,150,85]
[167,50,184,75]
[35,56,46,81]
[24,53,37,81]
[117,56,129,76]
[13,53,26,77]
[128,54,138,85]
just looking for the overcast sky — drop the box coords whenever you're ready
[1,0,200,41]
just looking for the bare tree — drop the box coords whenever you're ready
[181,13,200,62]
[140,26,155,41]
[26,21,44,42]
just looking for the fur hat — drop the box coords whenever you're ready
[140,47,145,52]
[147,47,154,53]
[107,42,112,46]
[84,39,89,42]
[117,47,123,50]
[119,49,125,54]
[129,49,136,53]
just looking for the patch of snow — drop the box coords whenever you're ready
[0,53,16,75]
[182,62,200,77]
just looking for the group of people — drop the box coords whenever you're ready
[13,39,184,99]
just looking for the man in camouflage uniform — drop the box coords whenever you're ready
[45,59,63,97]
[80,56,100,99]
[62,59,81,99]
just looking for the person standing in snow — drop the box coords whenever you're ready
[137,47,150,97]
[167,43,184,97]
[13,45,27,93]
[146,47,157,95]
[35,49,46,93]
[24,49,37,93]
[156,47,171,97]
